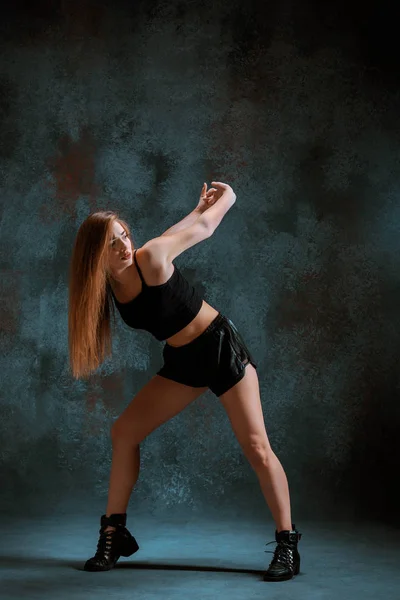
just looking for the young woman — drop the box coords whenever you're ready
[68,181,302,582]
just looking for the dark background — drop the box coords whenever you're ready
[1,0,399,525]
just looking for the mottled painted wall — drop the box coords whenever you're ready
[1,0,399,523]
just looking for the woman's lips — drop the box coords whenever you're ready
[121,252,131,260]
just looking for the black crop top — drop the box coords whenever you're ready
[110,249,204,341]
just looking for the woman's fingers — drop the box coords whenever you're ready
[201,184,218,202]
[211,181,228,188]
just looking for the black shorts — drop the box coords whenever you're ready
[157,313,257,397]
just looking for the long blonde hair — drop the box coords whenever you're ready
[68,211,132,380]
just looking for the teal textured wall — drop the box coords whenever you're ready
[1,0,399,522]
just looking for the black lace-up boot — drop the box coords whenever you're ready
[84,513,139,572]
[263,524,302,582]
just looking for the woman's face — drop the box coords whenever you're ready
[107,221,133,279]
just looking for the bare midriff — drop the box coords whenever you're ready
[165,300,220,348]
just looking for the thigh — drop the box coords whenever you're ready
[218,364,271,452]
[113,375,207,444]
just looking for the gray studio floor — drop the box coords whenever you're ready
[1,512,400,600]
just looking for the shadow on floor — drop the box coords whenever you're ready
[1,554,269,576]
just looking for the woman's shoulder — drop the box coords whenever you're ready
[135,244,175,287]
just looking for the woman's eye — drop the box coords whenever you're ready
[110,232,128,248]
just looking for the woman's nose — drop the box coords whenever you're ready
[118,240,128,251]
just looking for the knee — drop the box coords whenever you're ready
[244,440,274,471]
[110,418,139,446]
[110,419,124,442]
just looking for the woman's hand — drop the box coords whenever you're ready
[196,183,217,214]
[196,181,236,214]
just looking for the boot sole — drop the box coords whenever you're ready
[263,563,300,582]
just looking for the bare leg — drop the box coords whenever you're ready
[102,375,208,532]
[250,450,292,532]
[106,443,140,517]
[219,364,292,532]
